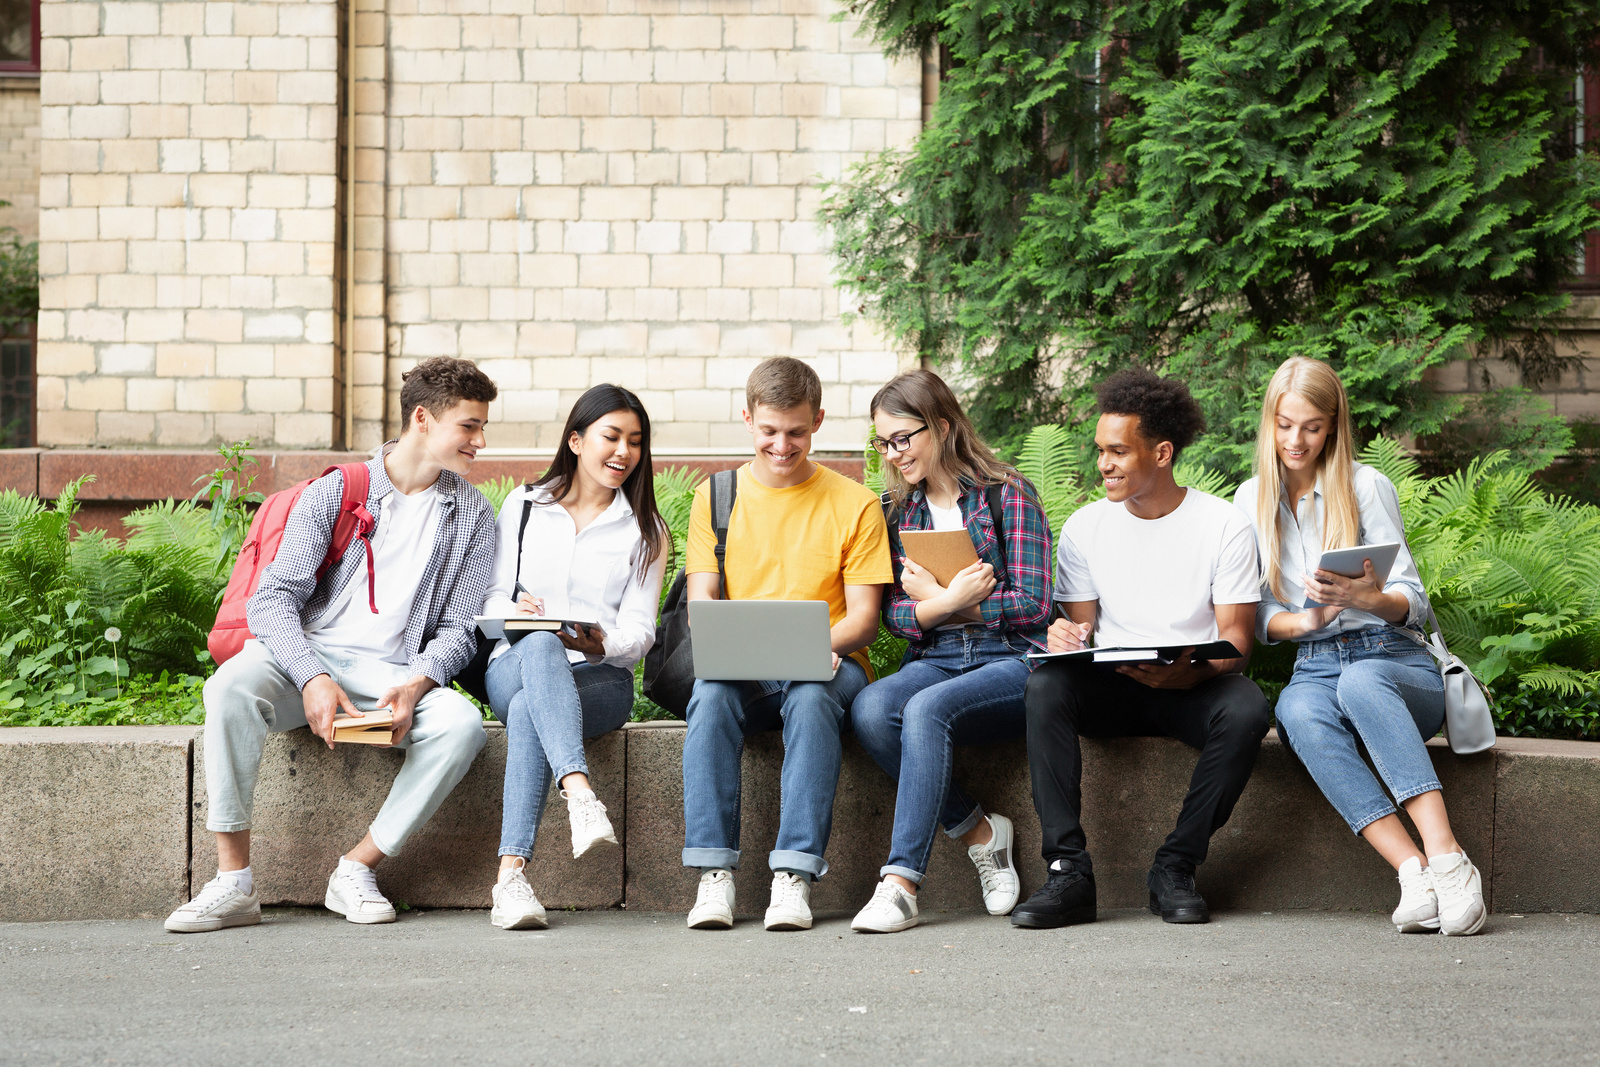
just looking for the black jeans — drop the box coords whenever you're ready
[1024,663,1270,875]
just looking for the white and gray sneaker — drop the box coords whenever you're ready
[969,813,1021,915]
[324,862,397,925]
[1429,851,1486,936]
[851,880,920,934]
[764,872,813,931]
[164,875,261,934]
[563,788,618,859]
[490,864,548,931]
[1392,855,1440,933]
[687,869,736,930]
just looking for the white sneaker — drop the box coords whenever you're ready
[490,864,548,931]
[164,875,261,934]
[324,863,397,925]
[564,789,618,859]
[851,880,920,934]
[687,869,736,930]
[1392,855,1440,933]
[968,813,1022,916]
[1429,852,1486,936]
[764,872,812,931]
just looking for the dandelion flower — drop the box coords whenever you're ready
[105,627,122,643]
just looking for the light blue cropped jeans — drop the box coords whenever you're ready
[1273,626,1446,835]
[485,631,634,860]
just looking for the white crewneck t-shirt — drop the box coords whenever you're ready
[306,485,442,665]
[1055,488,1260,648]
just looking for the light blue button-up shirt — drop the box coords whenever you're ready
[1233,462,1426,644]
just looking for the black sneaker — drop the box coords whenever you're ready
[1009,867,1096,929]
[1147,863,1209,924]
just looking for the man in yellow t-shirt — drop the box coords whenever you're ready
[682,357,892,934]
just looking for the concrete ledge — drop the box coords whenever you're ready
[1493,738,1600,913]
[3,723,1595,921]
[0,726,194,921]
[192,722,625,910]
[624,726,1498,916]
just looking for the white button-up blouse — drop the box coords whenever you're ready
[1233,462,1427,644]
[480,484,668,669]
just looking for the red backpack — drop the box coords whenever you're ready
[207,463,378,666]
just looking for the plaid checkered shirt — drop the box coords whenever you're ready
[883,476,1053,663]
[245,455,497,691]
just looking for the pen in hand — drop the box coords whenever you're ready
[514,581,544,616]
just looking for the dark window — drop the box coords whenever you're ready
[0,331,32,447]
[0,0,38,75]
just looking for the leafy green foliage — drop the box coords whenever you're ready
[826,0,1600,470]
[1359,438,1600,736]
[0,221,37,339]
[189,441,264,578]
[474,475,519,513]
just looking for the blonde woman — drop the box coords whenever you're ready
[848,370,1052,933]
[1234,357,1484,936]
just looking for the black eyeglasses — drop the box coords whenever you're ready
[869,425,930,454]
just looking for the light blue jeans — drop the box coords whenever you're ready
[681,658,869,880]
[1274,626,1446,835]
[485,631,634,860]
[851,627,1031,884]
[203,639,486,856]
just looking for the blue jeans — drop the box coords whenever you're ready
[852,627,1030,884]
[681,657,869,880]
[1275,626,1446,835]
[485,631,634,859]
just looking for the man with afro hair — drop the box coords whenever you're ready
[1012,368,1269,929]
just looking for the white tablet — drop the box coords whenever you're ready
[1304,542,1401,607]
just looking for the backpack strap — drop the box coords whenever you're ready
[983,480,1009,578]
[316,462,378,614]
[710,468,737,599]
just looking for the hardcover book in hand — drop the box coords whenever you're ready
[331,709,395,746]
[475,616,598,642]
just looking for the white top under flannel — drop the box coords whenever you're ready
[1232,462,1427,644]
[479,484,668,670]
[306,481,445,665]
[245,454,497,690]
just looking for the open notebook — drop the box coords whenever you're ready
[1027,640,1242,666]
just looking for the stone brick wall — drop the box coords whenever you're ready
[0,81,40,240]
[35,0,344,448]
[377,0,920,451]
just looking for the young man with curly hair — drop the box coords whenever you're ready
[1011,369,1269,929]
[166,356,500,933]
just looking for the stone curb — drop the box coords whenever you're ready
[0,725,1594,921]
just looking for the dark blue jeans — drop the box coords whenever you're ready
[681,658,869,880]
[851,627,1030,884]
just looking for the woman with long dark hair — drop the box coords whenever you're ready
[848,370,1053,933]
[479,384,669,930]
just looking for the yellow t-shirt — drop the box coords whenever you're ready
[686,462,893,675]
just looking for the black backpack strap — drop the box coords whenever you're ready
[984,480,1009,577]
[515,490,535,576]
[710,468,737,599]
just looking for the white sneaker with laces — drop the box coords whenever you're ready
[1429,851,1485,936]
[851,880,920,934]
[1392,855,1440,933]
[324,862,397,924]
[164,875,261,933]
[563,788,618,859]
[687,869,735,929]
[968,813,1022,915]
[764,872,812,931]
[490,864,548,930]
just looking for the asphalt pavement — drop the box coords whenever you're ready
[3,906,1598,1066]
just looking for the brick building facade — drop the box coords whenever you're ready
[33,0,920,453]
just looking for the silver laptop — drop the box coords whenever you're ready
[689,600,836,682]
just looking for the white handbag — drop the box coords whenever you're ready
[1401,604,1497,755]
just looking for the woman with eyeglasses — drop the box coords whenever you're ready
[847,370,1052,933]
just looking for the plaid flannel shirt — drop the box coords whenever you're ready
[884,476,1052,662]
[245,455,497,691]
